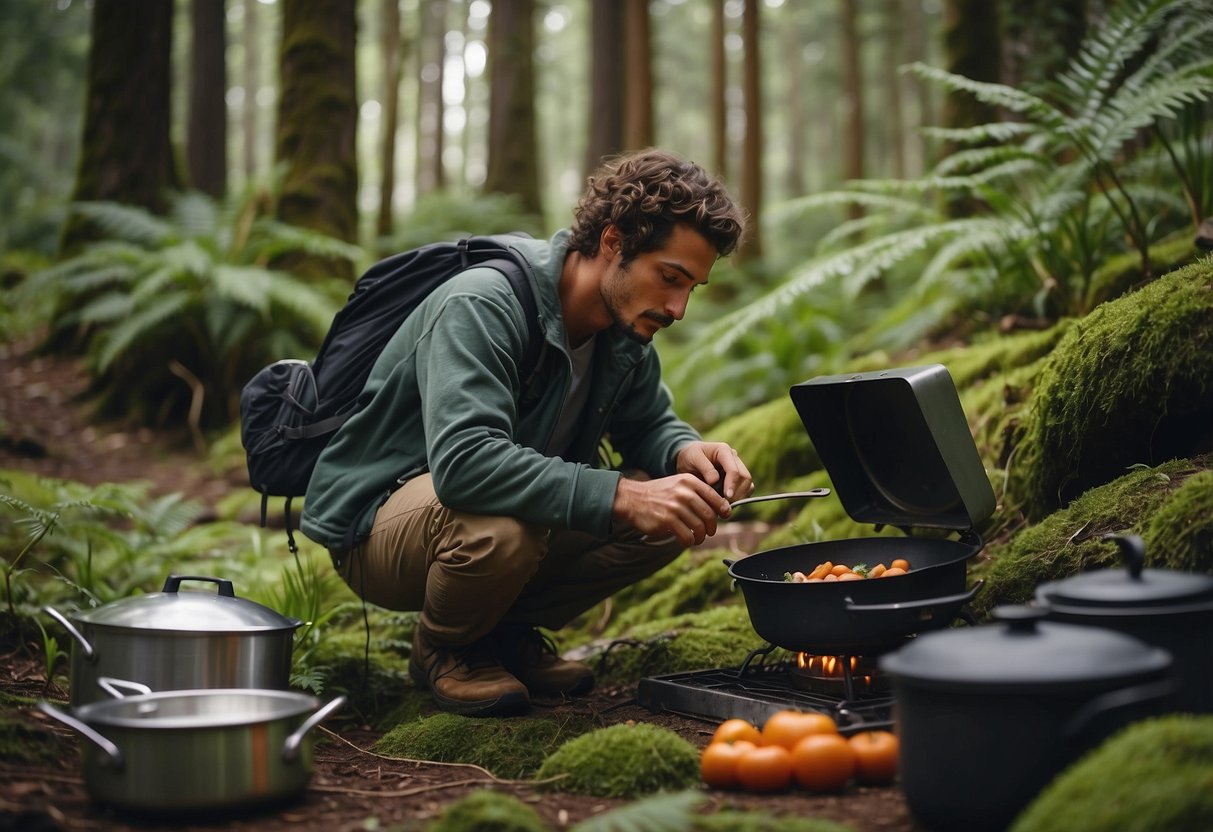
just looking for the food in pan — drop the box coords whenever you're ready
[783,558,910,583]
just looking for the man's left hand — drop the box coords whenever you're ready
[675,441,755,503]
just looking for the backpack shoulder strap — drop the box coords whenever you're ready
[475,249,544,384]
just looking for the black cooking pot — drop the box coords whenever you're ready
[726,531,984,654]
[881,606,1175,832]
[1035,534,1213,714]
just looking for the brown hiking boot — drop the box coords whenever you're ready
[493,624,595,697]
[409,626,529,716]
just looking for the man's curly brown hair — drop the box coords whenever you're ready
[568,149,745,262]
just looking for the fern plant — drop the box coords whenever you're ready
[19,189,360,432]
[665,0,1213,427]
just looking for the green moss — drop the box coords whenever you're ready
[536,723,700,797]
[1009,715,1213,832]
[1144,470,1213,571]
[593,604,790,686]
[308,614,415,719]
[604,551,739,637]
[707,398,820,492]
[1008,260,1213,519]
[1084,231,1199,311]
[0,710,73,766]
[693,812,855,832]
[970,456,1213,617]
[427,789,549,832]
[374,712,597,779]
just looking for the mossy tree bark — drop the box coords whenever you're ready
[61,0,179,254]
[484,0,542,217]
[187,0,227,199]
[275,0,358,280]
[738,0,763,260]
[583,0,624,177]
[622,0,653,152]
[941,0,1001,216]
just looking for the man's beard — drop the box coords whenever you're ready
[603,261,674,344]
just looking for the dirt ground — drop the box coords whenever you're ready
[0,338,923,832]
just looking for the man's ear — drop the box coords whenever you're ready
[599,224,622,259]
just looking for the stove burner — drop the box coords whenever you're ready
[636,644,894,734]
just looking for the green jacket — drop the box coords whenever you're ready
[300,230,701,552]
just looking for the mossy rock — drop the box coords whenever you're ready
[604,550,739,637]
[1009,715,1213,832]
[970,455,1213,617]
[707,398,820,493]
[1084,231,1199,311]
[375,711,597,779]
[1008,260,1213,520]
[693,811,855,832]
[536,722,700,797]
[427,789,549,832]
[592,604,788,686]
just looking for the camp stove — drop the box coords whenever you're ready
[637,643,895,735]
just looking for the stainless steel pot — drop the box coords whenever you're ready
[881,606,1175,832]
[45,575,302,706]
[1035,534,1213,714]
[38,688,344,813]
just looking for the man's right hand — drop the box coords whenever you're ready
[612,474,733,546]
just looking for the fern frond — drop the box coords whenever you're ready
[246,219,364,264]
[212,265,275,315]
[817,213,898,252]
[932,146,1050,177]
[771,189,937,221]
[69,291,135,328]
[170,191,220,240]
[1083,72,1213,163]
[68,202,174,246]
[94,293,191,372]
[921,121,1038,145]
[908,62,1064,127]
[570,790,704,832]
[262,271,342,335]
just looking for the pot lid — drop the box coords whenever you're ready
[879,605,1171,692]
[1036,535,1213,609]
[71,575,301,633]
[790,365,995,531]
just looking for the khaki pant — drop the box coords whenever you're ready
[336,474,684,648]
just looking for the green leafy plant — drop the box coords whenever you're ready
[665,0,1213,428]
[18,189,359,433]
[376,190,548,257]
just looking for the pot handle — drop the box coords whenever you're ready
[37,701,124,769]
[844,581,983,615]
[1062,678,1175,743]
[97,677,153,699]
[282,695,347,763]
[1102,534,1146,580]
[43,606,95,660]
[162,574,236,597]
[727,488,831,510]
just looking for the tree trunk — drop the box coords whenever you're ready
[275,0,358,278]
[378,0,403,238]
[242,0,260,181]
[62,0,178,252]
[415,0,447,196]
[782,9,806,198]
[584,0,624,175]
[942,0,1001,215]
[905,0,933,176]
[881,0,906,180]
[623,0,653,151]
[484,0,541,216]
[710,0,727,180]
[739,0,762,260]
[188,0,227,198]
[839,0,865,219]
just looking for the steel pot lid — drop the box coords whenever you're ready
[790,365,996,531]
[71,575,301,633]
[1036,535,1213,610]
[880,605,1171,692]
[73,688,320,730]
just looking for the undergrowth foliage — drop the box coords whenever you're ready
[664,0,1213,429]
[19,190,357,432]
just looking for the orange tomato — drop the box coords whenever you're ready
[700,739,756,789]
[711,718,763,746]
[891,558,910,571]
[791,733,856,792]
[735,743,794,792]
[848,730,899,784]
[761,710,838,750]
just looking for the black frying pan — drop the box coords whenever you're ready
[726,533,983,655]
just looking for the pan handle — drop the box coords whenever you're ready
[844,581,983,615]
[282,695,346,763]
[97,677,153,699]
[37,701,124,769]
[727,488,831,510]
[43,606,95,661]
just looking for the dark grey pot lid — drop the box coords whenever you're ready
[880,605,1171,692]
[1037,535,1213,609]
[71,575,301,633]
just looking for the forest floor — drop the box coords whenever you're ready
[0,337,923,832]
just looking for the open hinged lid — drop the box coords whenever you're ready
[789,364,995,531]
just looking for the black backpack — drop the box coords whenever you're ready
[239,235,543,552]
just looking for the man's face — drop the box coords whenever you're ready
[600,224,717,344]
